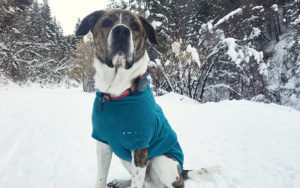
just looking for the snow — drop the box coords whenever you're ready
[291,15,300,26]
[223,38,263,65]
[247,15,259,22]
[207,21,214,33]
[171,41,181,56]
[246,46,263,63]
[186,44,201,67]
[223,38,240,64]
[155,13,166,18]
[0,42,8,51]
[249,27,261,39]
[215,8,243,27]
[145,10,150,18]
[0,87,300,188]
[266,32,293,95]
[252,6,264,11]
[259,63,269,76]
[151,21,162,29]
[12,28,20,34]
[148,60,156,68]
[272,4,279,12]
[8,6,15,13]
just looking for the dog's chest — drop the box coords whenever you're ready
[91,85,184,169]
[93,52,149,96]
[92,86,156,156]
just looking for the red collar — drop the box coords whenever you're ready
[104,74,145,101]
[104,83,136,101]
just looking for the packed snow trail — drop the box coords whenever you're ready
[0,87,300,188]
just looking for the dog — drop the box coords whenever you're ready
[76,9,218,188]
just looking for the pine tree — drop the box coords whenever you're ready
[0,0,74,84]
[187,0,209,45]
[107,0,122,9]
[16,0,33,6]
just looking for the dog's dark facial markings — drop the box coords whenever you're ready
[76,9,158,70]
[110,24,131,68]
[138,15,158,45]
[75,10,105,36]
[133,148,148,168]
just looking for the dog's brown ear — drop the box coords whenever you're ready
[138,15,158,45]
[76,10,105,36]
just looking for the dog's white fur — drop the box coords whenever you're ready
[96,141,182,188]
[93,51,148,96]
[95,141,112,188]
[130,151,147,188]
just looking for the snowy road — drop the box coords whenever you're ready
[0,87,300,188]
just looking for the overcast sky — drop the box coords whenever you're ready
[39,0,109,35]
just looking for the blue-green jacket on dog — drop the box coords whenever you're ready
[92,83,184,170]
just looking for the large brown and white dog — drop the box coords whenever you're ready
[76,9,218,188]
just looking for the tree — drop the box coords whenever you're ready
[69,34,95,92]
[0,0,74,85]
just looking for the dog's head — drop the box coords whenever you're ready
[76,9,158,70]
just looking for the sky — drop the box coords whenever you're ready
[38,0,109,35]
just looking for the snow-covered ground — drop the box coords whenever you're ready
[0,86,300,188]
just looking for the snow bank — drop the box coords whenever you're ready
[0,87,300,188]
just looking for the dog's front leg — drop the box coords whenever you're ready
[95,141,112,188]
[131,148,148,188]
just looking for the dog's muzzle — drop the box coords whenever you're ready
[113,25,130,42]
[106,25,134,69]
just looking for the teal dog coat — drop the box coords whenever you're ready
[92,83,184,170]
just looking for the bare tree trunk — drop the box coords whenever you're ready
[283,5,287,26]
[274,21,279,42]
[187,67,192,98]
[199,60,216,101]
[82,71,86,92]
[276,11,282,35]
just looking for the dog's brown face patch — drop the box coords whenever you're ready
[76,9,158,69]
[91,9,148,64]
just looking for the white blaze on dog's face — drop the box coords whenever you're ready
[107,22,134,69]
[76,9,158,70]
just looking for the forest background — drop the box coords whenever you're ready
[0,0,299,110]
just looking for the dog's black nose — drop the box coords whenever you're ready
[112,25,130,38]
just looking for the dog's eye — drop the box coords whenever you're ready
[102,19,113,28]
[130,22,140,31]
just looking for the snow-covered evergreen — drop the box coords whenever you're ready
[0,0,76,85]
[0,0,299,109]
[124,0,300,110]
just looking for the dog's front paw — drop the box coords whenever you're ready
[107,179,131,188]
